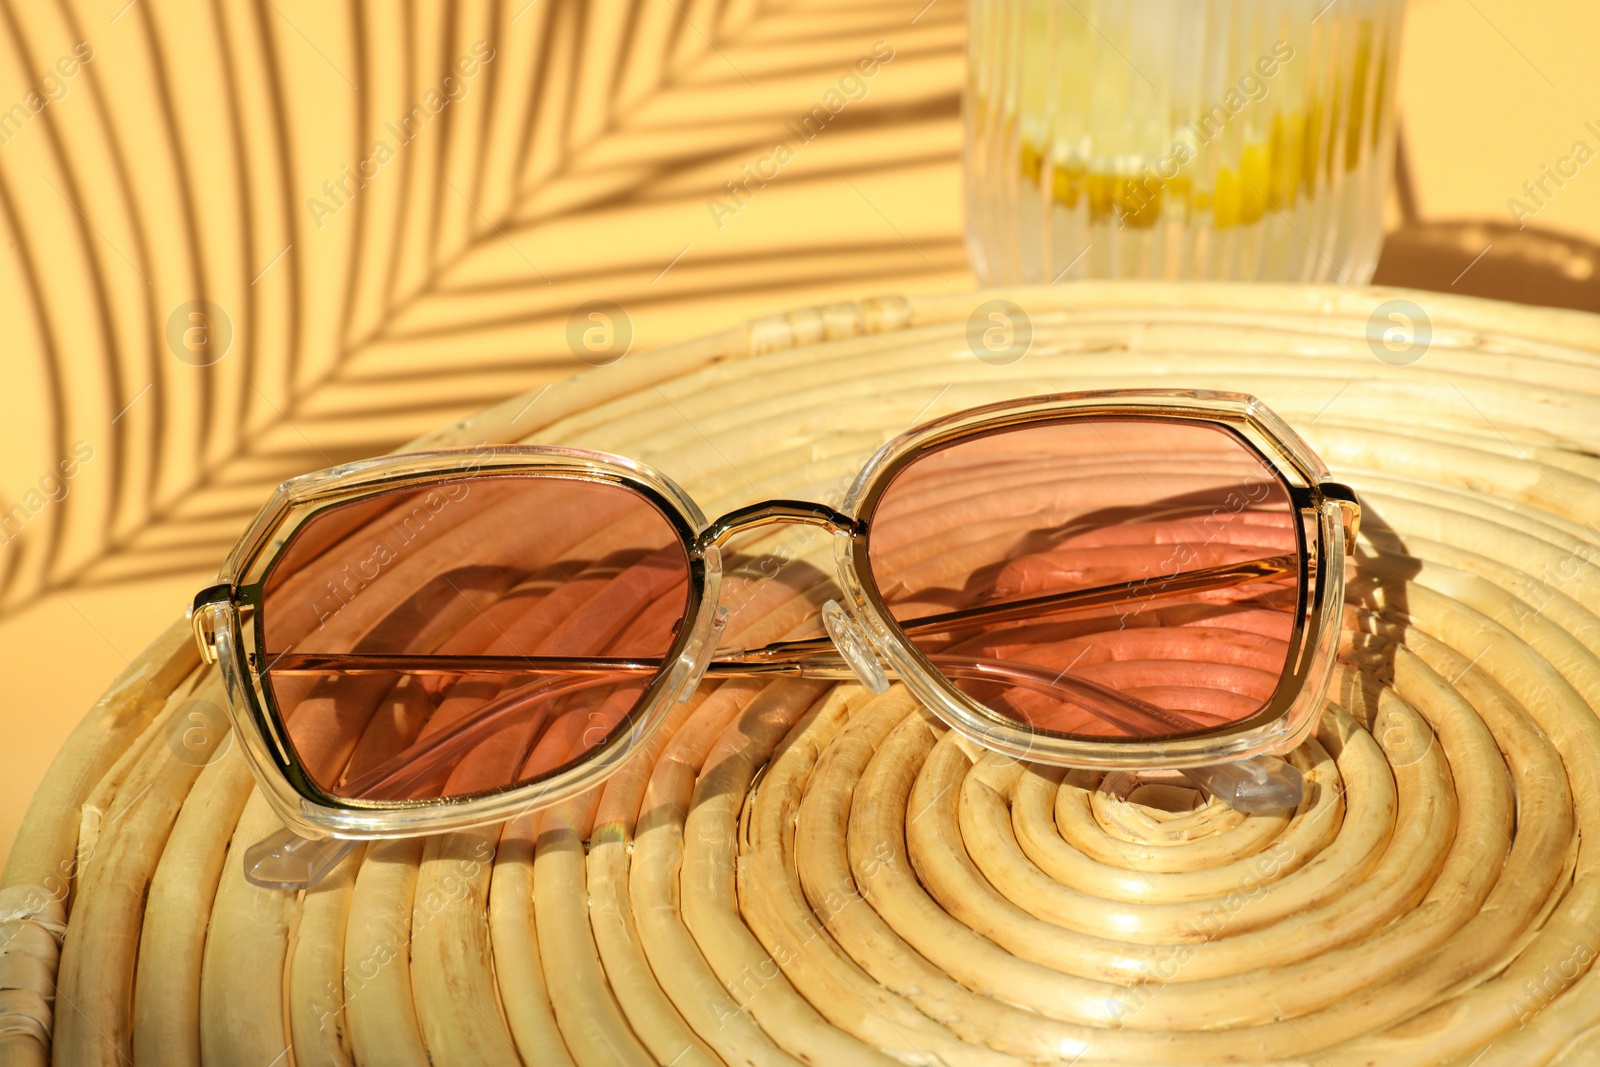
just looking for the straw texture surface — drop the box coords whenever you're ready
[5,283,1600,1067]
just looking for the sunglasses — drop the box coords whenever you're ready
[190,389,1359,888]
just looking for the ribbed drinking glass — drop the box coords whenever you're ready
[966,0,1406,283]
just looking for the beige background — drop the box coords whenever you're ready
[0,0,1596,864]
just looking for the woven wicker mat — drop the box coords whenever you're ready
[6,283,1600,1067]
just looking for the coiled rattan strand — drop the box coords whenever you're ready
[7,284,1600,1066]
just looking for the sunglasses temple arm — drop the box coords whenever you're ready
[710,551,1297,675]
[893,553,1298,637]
[265,555,1294,681]
[709,650,1303,813]
[243,826,359,890]
[248,549,1302,876]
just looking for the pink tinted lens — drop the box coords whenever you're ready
[257,475,691,801]
[866,419,1301,740]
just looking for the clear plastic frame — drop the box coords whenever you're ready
[838,389,1354,771]
[192,446,726,841]
[191,389,1359,846]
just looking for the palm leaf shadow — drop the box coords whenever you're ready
[0,0,963,616]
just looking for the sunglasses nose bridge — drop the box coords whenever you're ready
[695,499,894,694]
[697,499,862,549]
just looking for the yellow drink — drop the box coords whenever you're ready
[966,0,1405,283]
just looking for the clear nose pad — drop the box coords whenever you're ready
[821,600,889,694]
